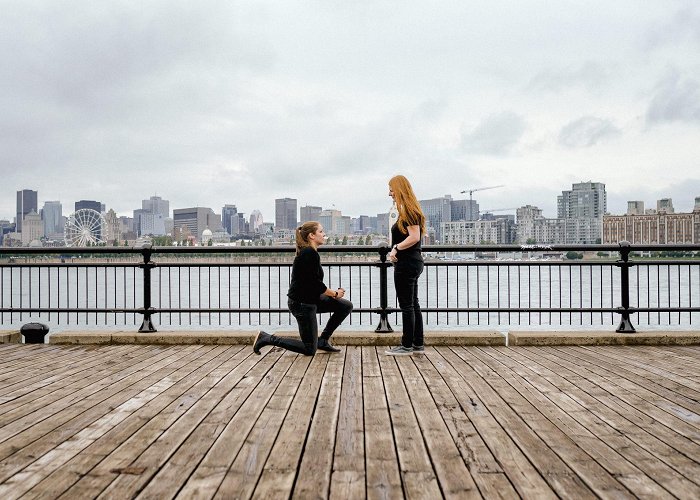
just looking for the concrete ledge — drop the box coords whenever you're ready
[508,330,700,346]
[49,330,505,346]
[0,330,21,343]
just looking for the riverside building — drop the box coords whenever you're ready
[603,197,700,244]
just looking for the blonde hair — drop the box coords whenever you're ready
[389,175,426,234]
[295,221,321,255]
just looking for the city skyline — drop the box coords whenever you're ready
[3,183,700,225]
[1,2,698,221]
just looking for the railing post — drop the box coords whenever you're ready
[616,241,636,333]
[375,244,393,332]
[138,243,157,332]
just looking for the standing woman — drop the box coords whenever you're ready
[253,221,352,356]
[385,175,426,355]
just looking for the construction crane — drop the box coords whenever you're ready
[460,185,504,203]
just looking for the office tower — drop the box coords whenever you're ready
[695,197,700,211]
[21,211,43,245]
[657,198,674,214]
[420,195,452,243]
[16,189,38,233]
[221,205,238,235]
[450,199,479,221]
[249,210,264,234]
[143,196,169,218]
[275,198,297,231]
[627,201,644,215]
[300,205,322,224]
[173,207,221,242]
[75,200,102,213]
[41,201,63,238]
[557,182,606,244]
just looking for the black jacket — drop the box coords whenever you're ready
[287,247,327,304]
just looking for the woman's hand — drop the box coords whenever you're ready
[335,288,345,299]
[389,246,398,263]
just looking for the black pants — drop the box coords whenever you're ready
[274,295,353,355]
[394,261,424,348]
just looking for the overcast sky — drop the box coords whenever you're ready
[1,0,699,223]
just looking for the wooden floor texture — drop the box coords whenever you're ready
[0,343,698,499]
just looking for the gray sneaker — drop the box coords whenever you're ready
[385,345,413,356]
[412,345,425,353]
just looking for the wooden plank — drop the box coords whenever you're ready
[291,348,345,499]
[0,345,199,469]
[249,353,329,499]
[94,350,292,499]
[138,352,311,499]
[377,350,442,499]
[215,354,313,499]
[411,351,517,499]
[559,346,700,437]
[470,346,650,498]
[492,346,699,498]
[23,346,245,499]
[59,346,266,499]
[0,345,160,422]
[395,353,480,498]
[360,347,402,500]
[329,346,365,499]
[0,346,144,408]
[438,347,571,499]
[516,346,700,488]
[0,346,219,498]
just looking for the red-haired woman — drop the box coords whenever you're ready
[385,175,426,355]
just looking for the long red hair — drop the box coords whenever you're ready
[389,175,426,234]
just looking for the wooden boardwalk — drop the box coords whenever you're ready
[0,343,698,499]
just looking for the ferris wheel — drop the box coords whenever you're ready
[64,209,106,247]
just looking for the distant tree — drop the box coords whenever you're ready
[526,238,537,244]
[365,235,372,245]
[565,251,583,260]
[207,239,213,246]
[342,236,348,245]
[260,239,266,246]
[334,237,340,245]
[357,237,364,245]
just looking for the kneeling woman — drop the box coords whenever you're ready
[254,221,352,355]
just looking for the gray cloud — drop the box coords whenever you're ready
[646,73,700,125]
[558,117,621,148]
[527,61,611,93]
[461,112,526,156]
[644,6,700,50]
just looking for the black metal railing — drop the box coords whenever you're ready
[1,243,699,333]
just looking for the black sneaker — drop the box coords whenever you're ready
[412,344,425,353]
[317,338,341,352]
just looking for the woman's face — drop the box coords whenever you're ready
[389,185,395,200]
[309,225,326,246]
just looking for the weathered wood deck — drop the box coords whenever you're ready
[0,343,698,499]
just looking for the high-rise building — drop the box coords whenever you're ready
[420,195,452,243]
[221,205,238,235]
[16,189,38,233]
[450,199,479,221]
[300,205,322,224]
[657,198,674,214]
[104,209,121,245]
[173,207,221,242]
[557,182,606,244]
[515,205,565,244]
[41,201,63,238]
[249,210,264,234]
[143,196,169,218]
[21,210,43,246]
[627,201,644,215]
[75,200,102,213]
[275,198,297,231]
[441,217,515,245]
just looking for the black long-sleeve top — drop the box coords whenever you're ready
[287,247,327,304]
